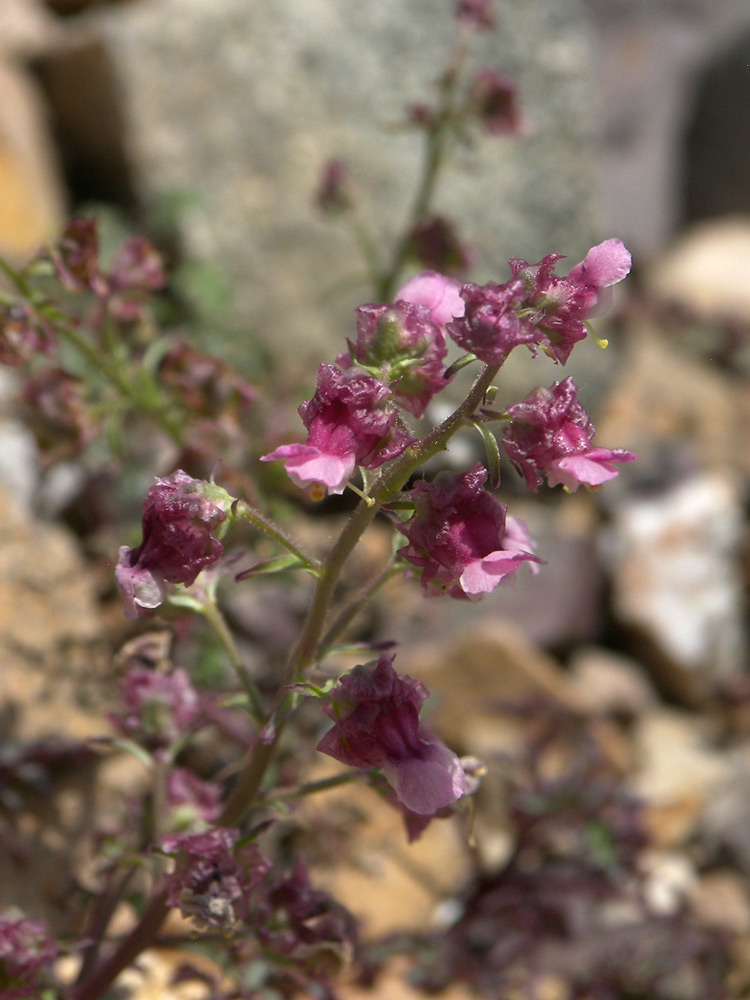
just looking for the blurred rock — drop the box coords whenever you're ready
[0,59,67,261]
[648,217,750,325]
[584,0,750,254]
[608,472,747,703]
[633,708,729,844]
[0,486,105,742]
[700,746,750,877]
[0,0,60,57]
[303,768,472,939]
[404,618,580,753]
[597,324,750,479]
[688,869,750,934]
[567,646,658,718]
[75,0,603,358]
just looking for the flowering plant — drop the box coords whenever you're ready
[0,4,648,999]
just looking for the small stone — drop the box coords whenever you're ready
[567,646,658,718]
[688,870,750,933]
[633,709,728,816]
[648,218,750,325]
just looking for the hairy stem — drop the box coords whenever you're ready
[197,598,265,721]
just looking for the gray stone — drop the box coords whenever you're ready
[83,0,603,360]
[608,472,747,702]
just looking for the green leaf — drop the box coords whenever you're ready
[236,553,309,580]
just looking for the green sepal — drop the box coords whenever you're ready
[288,678,339,699]
[471,419,501,489]
[444,353,478,379]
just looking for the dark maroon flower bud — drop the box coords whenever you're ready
[457,0,495,29]
[0,302,57,367]
[106,234,167,322]
[470,67,524,136]
[158,339,257,417]
[254,861,357,978]
[261,364,413,495]
[407,214,475,276]
[503,377,636,492]
[20,368,93,460]
[316,159,353,213]
[50,217,106,295]
[161,827,271,934]
[318,653,467,815]
[396,464,542,598]
[407,102,436,129]
[110,667,200,749]
[115,470,235,619]
[0,912,58,999]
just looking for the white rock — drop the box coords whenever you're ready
[610,473,747,683]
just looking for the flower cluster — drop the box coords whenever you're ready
[447,238,631,365]
[50,217,166,319]
[0,912,58,999]
[161,827,271,933]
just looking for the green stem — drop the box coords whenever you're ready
[53,316,185,444]
[377,22,472,300]
[219,362,498,822]
[265,770,363,803]
[318,561,403,657]
[236,501,320,572]
[71,364,499,998]
[197,598,265,721]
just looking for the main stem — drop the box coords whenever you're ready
[219,362,498,819]
[71,363,497,999]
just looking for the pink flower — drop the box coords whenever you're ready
[509,238,632,363]
[446,239,631,367]
[446,277,537,365]
[318,654,467,816]
[502,377,636,492]
[396,464,542,598]
[341,300,452,416]
[115,470,234,618]
[395,269,466,329]
[261,364,412,493]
